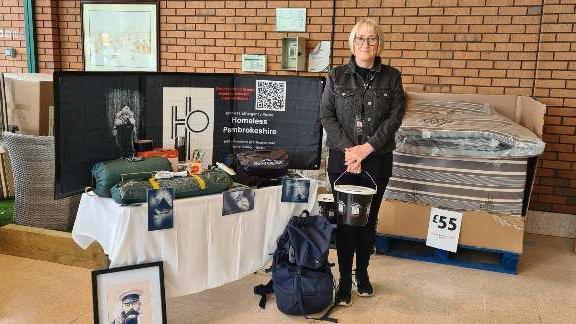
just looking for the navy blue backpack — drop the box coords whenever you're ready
[254,211,337,322]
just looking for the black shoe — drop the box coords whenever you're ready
[336,289,352,306]
[336,280,352,306]
[355,275,374,297]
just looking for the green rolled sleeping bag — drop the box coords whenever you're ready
[110,168,233,204]
[91,157,172,198]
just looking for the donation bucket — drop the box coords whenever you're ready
[333,171,377,226]
[318,193,336,224]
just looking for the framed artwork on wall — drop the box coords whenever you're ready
[81,1,159,71]
[92,261,167,324]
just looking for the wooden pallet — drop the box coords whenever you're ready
[375,234,520,274]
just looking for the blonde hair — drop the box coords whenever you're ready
[348,18,383,55]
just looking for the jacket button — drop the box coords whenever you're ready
[368,101,372,105]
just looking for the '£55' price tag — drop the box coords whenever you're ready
[426,208,463,253]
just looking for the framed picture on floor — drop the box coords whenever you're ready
[81,1,159,71]
[92,261,167,324]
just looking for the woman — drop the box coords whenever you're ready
[320,18,406,306]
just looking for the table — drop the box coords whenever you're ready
[72,182,318,297]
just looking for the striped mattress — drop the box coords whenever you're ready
[383,152,527,215]
[395,101,545,158]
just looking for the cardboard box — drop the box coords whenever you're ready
[407,92,544,137]
[378,200,525,253]
[377,92,545,254]
[3,73,53,136]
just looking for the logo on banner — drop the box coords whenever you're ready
[163,87,214,166]
[185,109,210,133]
[253,158,285,167]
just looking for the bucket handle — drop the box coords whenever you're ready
[333,170,378,193]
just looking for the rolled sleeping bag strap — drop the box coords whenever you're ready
[148,178,160,189]
[192,174,206,189]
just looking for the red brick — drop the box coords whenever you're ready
[547,125,576,135]
[548,142,575,151]
[533,185,554,194]
[418,8,444,15]
[537,194,568,204]
[470,25,497,33]
[451,85,477,93]
[444,7,471,15]
[357,0,382,6]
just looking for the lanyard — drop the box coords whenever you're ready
[356,72,376,145]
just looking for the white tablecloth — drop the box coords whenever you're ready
[72,182,318,297]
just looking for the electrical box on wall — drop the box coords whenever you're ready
[4,47,16,57]
[281,37,307,71]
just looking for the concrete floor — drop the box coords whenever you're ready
[0,233,575,323]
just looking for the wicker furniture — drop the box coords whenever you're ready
[1,132,79,231]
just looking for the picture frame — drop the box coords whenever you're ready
[147,187,174,231]
[81,0,159,71]
[222,185,255,216]
[281,177,311,203]
[92,261,167,324]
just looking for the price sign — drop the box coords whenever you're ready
[426,208,463,252]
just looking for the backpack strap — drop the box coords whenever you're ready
[253,279,274,309]
[315,305,338,323]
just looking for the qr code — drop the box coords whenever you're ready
[255,80,286,111]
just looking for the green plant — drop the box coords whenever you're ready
[0,198,14,226]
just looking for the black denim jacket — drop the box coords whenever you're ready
[320,55,406,154]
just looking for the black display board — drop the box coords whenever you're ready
[54,72,324,198]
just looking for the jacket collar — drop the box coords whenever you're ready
[346,55,383,74]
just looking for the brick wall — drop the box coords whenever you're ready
[158,0,335,73]
[4,0,575,213]
[0,0,26,72]
[532,0,576,213]
[35,0,62,71]
[366,0,542,96]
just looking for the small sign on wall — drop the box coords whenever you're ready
[276,8,306,32]
[0,29,23,40]
[308,41,331,72]
[241,54,267,73]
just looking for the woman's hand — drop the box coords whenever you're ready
[344,143,374,173]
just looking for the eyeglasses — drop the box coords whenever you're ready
[354,36,378,47]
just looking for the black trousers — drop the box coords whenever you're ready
[329,171,389,285]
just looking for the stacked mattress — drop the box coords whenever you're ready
[385,100,543,216]
[395,101,545,159]
[383,152,528,215]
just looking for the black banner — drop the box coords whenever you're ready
[54,72,324,198]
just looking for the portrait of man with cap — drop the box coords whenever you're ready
[112,105,137,159]
[111,290,142,324]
